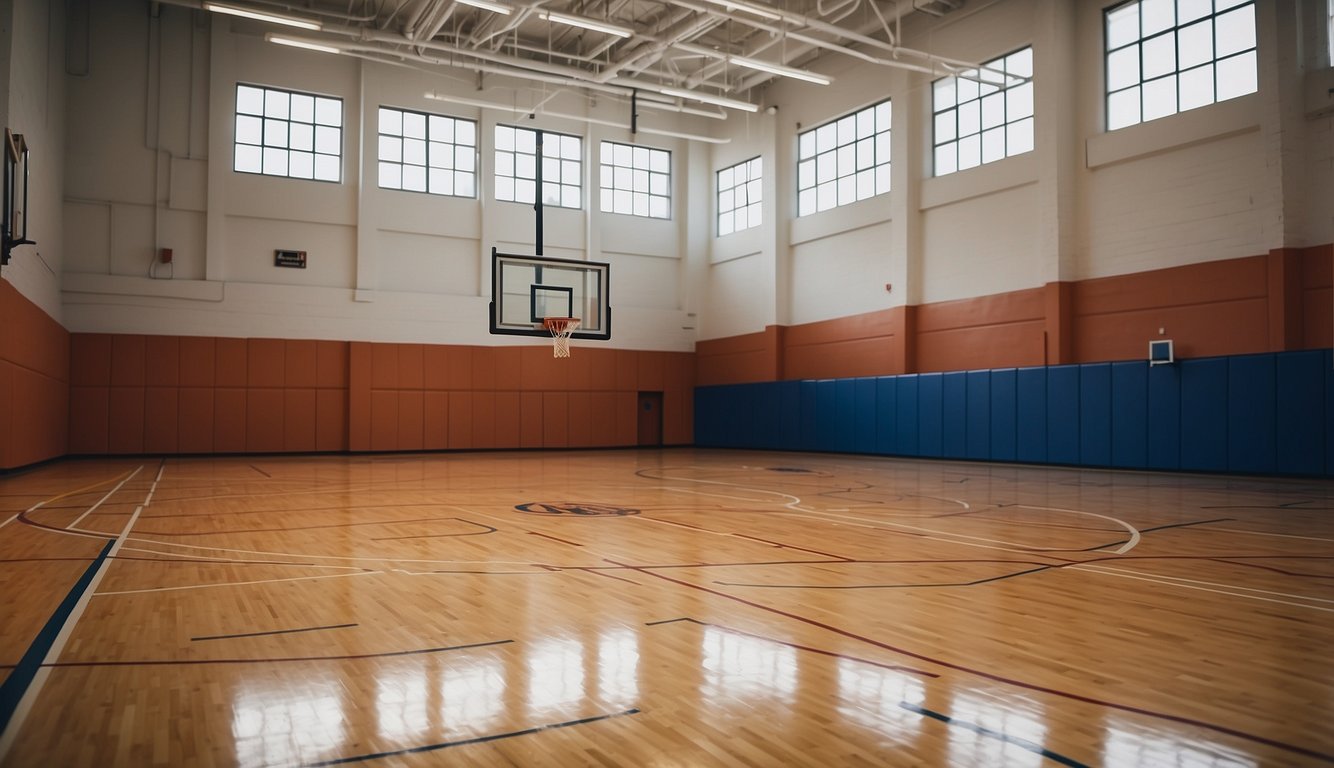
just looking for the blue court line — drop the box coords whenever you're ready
[304,708,641,766]
[0,539,114,736]
[900,701,1088,767]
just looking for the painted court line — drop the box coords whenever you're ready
[0,504,144,761]
[66,466,143,530]
[96,569,379,596]
[191,623,358,642]
[901,701,1088,767]
[1071,565,1334,613]
[302,708,640,766]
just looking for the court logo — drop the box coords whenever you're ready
[515,502,640,517]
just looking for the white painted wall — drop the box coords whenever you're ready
[43,0,1334,346]
[693,0,1334,340]
[1,0,65,320]
[59,1,704,350]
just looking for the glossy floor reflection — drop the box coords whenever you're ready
[0,449,1331,766]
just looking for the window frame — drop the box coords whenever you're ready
[1103,0,1259,131]
[931,46,1034,177]
[795,98,892,218]
[598,140,672,220]
[493,124,584,210]
[716,156,763,237]
[233,82,343,183]
[376,105,478,198]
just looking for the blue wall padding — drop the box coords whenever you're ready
[694,348,1333,476]
[918,373,944,457]
[1327,350,1334,476]
[835,379,857,453]
[965,371,990,460]
[815,380,838,452]
[754,382,780,449]
[1079,363,1112,467]
[1274,352,1321,474]
[779,380,802,451]
[896,375,919,455]
[990,369,1017,461]
[1228,354,1277,474]
[1146,363,1181,470]
[1180,358,1229,472]
[1016,367,1047,463]
[876,377,897,455]
[942,372,968,459]
[854,378,877,454]
[800,381,819,449]
[1110,361,1148,469]
[1047,365,1080,465]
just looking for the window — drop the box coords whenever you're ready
[1104,0,1257,131]
[717,157,762,236]
[599,141,671,219]
[932,48,1034,176]
[494,125,582,209]
[234,84,341,182]
[796,100,890,217]
[377,107,477,197]
[1328,0,1333,64]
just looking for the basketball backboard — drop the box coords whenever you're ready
[489,248,611,340]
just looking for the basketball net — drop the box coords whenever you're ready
[543,317,580,358]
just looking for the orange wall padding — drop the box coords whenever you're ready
[68,335,694,455]
[698,246,1334,386]
[0,281,69,469]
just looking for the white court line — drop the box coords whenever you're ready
[96,569,380,596]
[1071,565,1334,613]
[144,461,165,507]
[118,546,367,570]
[123,537,538,567]
[1074,563,1334,605]
[0,504,144,761]
[66,466,143,530]
[1207,527,1334,544]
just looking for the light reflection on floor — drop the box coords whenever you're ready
[947,690,1047,768]
[701,626,798,701]
[231,676,346,767]
[596,629,640,709]
[1103,715,1260,768]
[527,637,586,715]
[836,658,927,738]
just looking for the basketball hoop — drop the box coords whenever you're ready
[542,317,580,358]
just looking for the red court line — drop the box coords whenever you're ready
[730,533,852,560]
[576,568,640,586]
[610,558,1334,764]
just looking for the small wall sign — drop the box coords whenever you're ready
[275,249,307,268]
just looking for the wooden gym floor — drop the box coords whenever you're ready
[0,449,1331,767]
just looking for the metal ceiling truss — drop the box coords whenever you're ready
[159,0,1018,120]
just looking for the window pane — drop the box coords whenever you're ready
[935,144,957,175]
[1142,32,1176,79]
[719,211,734,236]
[817,181,836,211]
[1107,85,1142,129]
[981,92,1005,129]
[856,138,874,170]
[290,152,314,179]
[1215,50,1257,100]
[798,189,815,216]
[234,144,261,173]
[1215,5,1255,57]
[403,112,426,139]
[1143,74,1178,120]
[957,73,979,102]
[1006,117,1034,155]
[428,168,451,195]
[798,159,815,189]
[1006,47,1033,78]
[856,169,874,200]
[429,115,454,143]
[403,138,426,166]
[456,120,475,145]
[314,153,339,181]
[798,131,816,160]
[263,147,287,175]
[290,123,313,151]
[649,196,668,219]
[315,98,341,127]
[235,115,262,145]
[1106,3,1140,50]
[856,109,874,138]
[981,127,1006,163]
[495,175,515,201]
[291,95,315,123]
[1184,18,1216,68]
[875,164,891,195]
[1178,0,1211,23]
[457,172,475,198]
[562,135,580,159]
[836,116,855,146]
[236,85,264,115]
[1007,82,1034,120]
[958,100,981,137]
[264,118,288,148]
[958,134,980,170]
[1140,0,1174,36]
[1179,63,1214,110]
[1108,45,1141,92]
[836,175,855,206]
[816,123,836,153]
[403,165,426,192]
[380,135,402,162]
[315,125,339,155]
[264,90,289,119]
[495,126,514,151]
